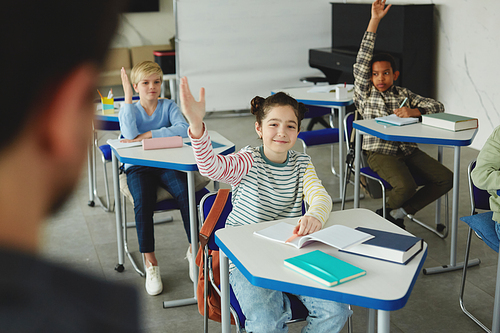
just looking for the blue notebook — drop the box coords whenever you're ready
[284,250,366,287]
[340,227,423,265]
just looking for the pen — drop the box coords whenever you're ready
[285,233,299,243]
[399,97,408,108]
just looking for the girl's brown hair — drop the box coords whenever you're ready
[250,92,308,129]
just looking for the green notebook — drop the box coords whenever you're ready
[284,250,366,287]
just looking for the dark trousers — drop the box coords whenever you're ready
[125,166,191,253]
[367,148,453,215]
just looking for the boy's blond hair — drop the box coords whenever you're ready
[130,61,163,85]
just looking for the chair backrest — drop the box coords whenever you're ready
[199,191,233,251]
[468,159,491,214]
[344,112,356,150]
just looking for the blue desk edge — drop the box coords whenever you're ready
[215,234,427,311]
[353,122,477,146]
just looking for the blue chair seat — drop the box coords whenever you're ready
[99,144,112,161]
[298,127,339,146]
[460,211,499,252]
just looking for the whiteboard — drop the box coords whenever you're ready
[175,0,332,112]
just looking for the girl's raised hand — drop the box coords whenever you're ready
[121,67,134,104]
[179,76,205,138]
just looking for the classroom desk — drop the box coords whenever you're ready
[271,85,354,201]
[352,119,477,275]
[108,131,235,308]
[216,208,427,333]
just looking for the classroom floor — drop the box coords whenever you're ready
[40,108,496,333]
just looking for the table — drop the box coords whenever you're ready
[216,208,427,333]
[109,131,235,308]
[271,85,354,201]
[352,119,477,274]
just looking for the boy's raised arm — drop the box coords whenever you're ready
[367,0,391,33]
[120,67,134,104]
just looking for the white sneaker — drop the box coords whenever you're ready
[185,247,195,283]
[145,263,163,296]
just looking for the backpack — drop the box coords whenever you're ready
[195,189,236,325]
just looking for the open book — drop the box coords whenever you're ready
[254,222,374,250]
[375,114,418,126]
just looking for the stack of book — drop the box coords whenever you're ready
[340,227,423,265]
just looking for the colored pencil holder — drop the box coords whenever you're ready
[101,97,114,115]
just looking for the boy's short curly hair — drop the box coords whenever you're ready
[130,61,163,85]
[370,53,397,71]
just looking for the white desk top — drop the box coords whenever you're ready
[107,131,235,171]
[354,118,477,147]
[271,85,354,107]
[216,208,427,311]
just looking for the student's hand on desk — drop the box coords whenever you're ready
[121,67,134,104]
[120,131,152,143]
[293,216,322,236]
[179,76,205,139]
[394,106,421,118]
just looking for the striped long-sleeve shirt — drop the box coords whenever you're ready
[189,126,332,229]
[353,31,444,156]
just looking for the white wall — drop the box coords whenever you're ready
[112,0,175,47]
[175,0,331,113]
[114,0,499,150]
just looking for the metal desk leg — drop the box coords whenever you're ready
[378,310,390,333]
[87,136,95,207]
[163,170,197,308]
[367,308,376,333]
[353,130,361,209]
[112,152,124,272]
[220,250,231,333]
[424,146,480,274]
[493,246,500,332]
[332,106,347,203]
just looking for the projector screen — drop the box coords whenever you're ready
[175,0,331,112]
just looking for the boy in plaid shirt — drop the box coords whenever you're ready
[353,0,452,228]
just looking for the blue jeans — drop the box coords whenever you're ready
[229,268,352,333]
[125,165,191,253]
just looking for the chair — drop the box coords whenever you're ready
[92,120,121,212]
[297,105,340,177]
[198,191,352,333]
[119,171,210,276]
[459,159,499,332]
[341,112,449,238]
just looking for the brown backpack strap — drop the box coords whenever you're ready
[198,189,230,250]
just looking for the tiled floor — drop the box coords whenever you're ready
[40,108,496,332]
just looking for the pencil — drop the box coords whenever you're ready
[97,89,103,99]
[399,97,408,108]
